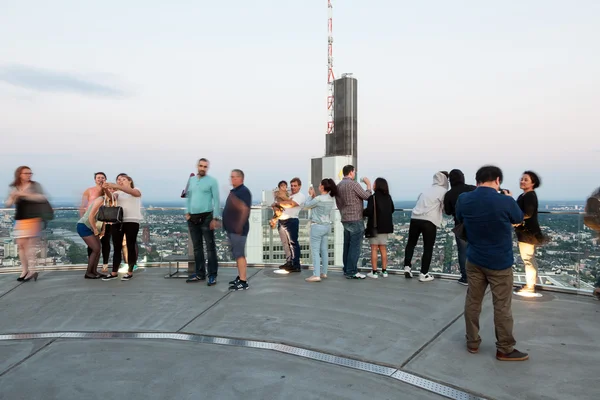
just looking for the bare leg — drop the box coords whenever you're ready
[16,238,29,278]
[237,257,247,281]
[370,245,378,271]
[379,245,388,270]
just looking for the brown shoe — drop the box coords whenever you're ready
[467,346,479,354]
[496,349,529,361]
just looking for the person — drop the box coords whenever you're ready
[274,177,306,272]
[403,172,449,282]
[101,174,142,281]
[80,172,112,273]
[444,169,476,285]
[584,187,600,300]
[77,187,111,279]
[184,158,221,286]
[224,169,252,291]
[514,171,544,296]
[5,166,48,282]
[336,165,372,279]
[269,180,290,229]
[456,165,529,361]
[364,178,395,279]
[303,179,337,282]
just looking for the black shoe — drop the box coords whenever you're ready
[102,274,119,281]
[229,276,240,285]
[285,266,301,273]
[17,276,25,282]
[229,281,249,291]
[496,349,529,361]
[457,278,468,286]
[279,262,292,270]
[186,275,206,283]
[207,276,217,286]
[121,274,133,281]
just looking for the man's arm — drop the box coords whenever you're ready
[79,189,89,217]
[352,181,372,201]
[211,178,221,219]
[185,179,192,218]
[229,193,250,234]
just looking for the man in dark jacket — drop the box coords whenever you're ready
[444,169,476,285]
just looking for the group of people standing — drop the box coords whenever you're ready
[77,172,143,281]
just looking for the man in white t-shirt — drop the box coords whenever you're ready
[274,177,306,272]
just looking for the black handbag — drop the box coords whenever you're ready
[365,196,378,238]
[97,194,123,223]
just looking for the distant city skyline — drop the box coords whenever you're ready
[1,1,598,202]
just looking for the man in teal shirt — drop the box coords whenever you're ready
[185,158,221,286]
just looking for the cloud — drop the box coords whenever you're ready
[0,64,126,97]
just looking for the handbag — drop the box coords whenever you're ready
[97,194,123,223]
[365,195,378,238]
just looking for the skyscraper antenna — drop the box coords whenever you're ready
[327,0,334,135]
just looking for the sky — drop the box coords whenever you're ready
[1,0,599,204]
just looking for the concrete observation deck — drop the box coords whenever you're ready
[0,266,598,400]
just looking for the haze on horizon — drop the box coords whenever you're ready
[1,1,599,203]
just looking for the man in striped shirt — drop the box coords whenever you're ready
[335,165,372,279]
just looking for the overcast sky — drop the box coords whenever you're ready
[1,0,598,204]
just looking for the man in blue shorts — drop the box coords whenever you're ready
[223,169,252,291]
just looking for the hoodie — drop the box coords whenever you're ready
[444,169,476,223]
[411,172,449,227]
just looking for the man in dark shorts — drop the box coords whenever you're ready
[223,169,252,291]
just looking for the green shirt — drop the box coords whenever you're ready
[185,175,221,218]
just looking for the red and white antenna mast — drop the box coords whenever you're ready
[326,0,335,135]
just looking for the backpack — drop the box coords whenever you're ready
[584,193,600,232]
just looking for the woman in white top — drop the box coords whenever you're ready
[102,173,142,281]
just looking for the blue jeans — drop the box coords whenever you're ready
[188,215,218,278]
[342,221,364,276]
[278,218,300,266]
[310,223,330,276]
[455,233,468,281]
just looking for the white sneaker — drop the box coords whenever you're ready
[366,271,379,279]
[419,273,434,282]
[404,266,413,278]
[354,272,366,279]
[381,270,388,278]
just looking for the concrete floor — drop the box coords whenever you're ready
[0,268,598,400]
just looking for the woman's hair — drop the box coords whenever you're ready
[523,170,541,189]
[374,177,389,195]
[116,173,135,188]
[10,166,32,188]
[321,178,338,197]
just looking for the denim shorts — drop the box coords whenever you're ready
[228,232,247,259]
[77,223,94,238]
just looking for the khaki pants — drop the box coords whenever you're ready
[464,261,516,354]
[518,242,538,289]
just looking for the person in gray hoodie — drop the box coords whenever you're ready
[403,172,449,282]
